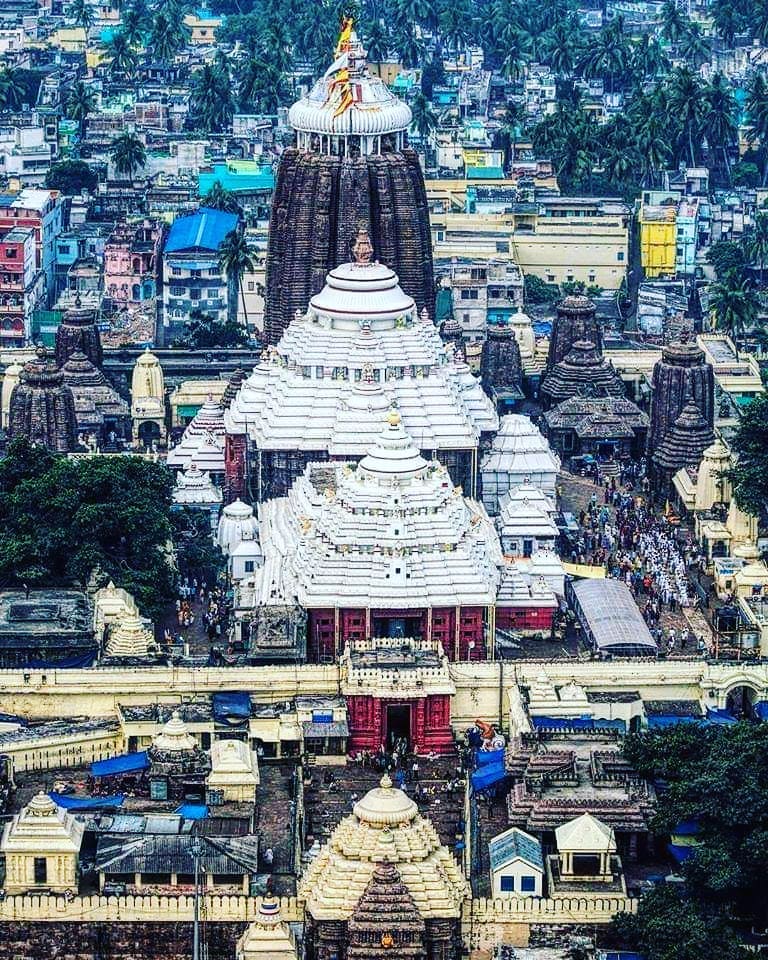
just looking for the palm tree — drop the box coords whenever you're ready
[439,1,471,54]
[756,0,768,45]
[191,63,235,133]
[120,6,146,49]
[410,90,437,144]
[703,73,738,182]
[69,0,94,32]
[711,0,743,46]
[630,34,669,81]
[502,30,532,83]
[659,0,688,45]
[238,57,288,114]
[107,31,137,76]
[395,0,436,29]
[746,72,768,185]
[0,69,26,111]
[665,67,706,167]
[149,11,188,62]
[203,181,241,214]
[363,18,391,63]
[544,22,581,78]
[677,23,711,68]
[392,24,425,68]
[66,79,96,138]
[219,229,254,329]
[577,19,631,94]
[634,117,672,187]
[709,278,760,355]
[110,132,146,179]
[747,212,768,287]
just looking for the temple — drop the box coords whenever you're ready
[7,346,77,453]
[263,24,433,344]
[224,230,497,502]
[546,295,602,370]
[54,294,103,368]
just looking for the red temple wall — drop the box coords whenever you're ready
[496,606,555,632]
[223,434,246,504]
[347,694,453,754]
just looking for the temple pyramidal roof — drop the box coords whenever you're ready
[245,411,503,610]
[299,774,468,921]
[225,231,497,455]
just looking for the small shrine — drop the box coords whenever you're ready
[1,792,84,894]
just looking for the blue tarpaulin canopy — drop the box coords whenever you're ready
[29,651,97,669]
[476,748,505,767]
[49,792,124,810]
[705,708,738,725]
[213,692,250,725]
[532,715,625,732]
[668,843,696,863]
[91,751,149,777]
[647,715,699,728]
[754,701,768,720]
[175,804,208,819]
[471,764,506,791]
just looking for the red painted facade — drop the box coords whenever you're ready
[347,693,454,754]
[224,433,247,503]
[496,606,555,632]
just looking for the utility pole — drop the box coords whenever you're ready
[191,835,202,960]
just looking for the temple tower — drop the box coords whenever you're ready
[263,22,433,344]
[8,346,77,453]
[54,293,103,368]
[347,860,427,960]
[540,340,625,407]
[649,397,715,494]
[481,323,523,412]
[546,295,601,371]
[647,339,715,476]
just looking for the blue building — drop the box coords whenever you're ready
[160,207,239,345]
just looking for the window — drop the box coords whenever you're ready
[244,560,255,573]
[190,289,200,300]
[520,875,536,893]
[547,273,555,282]
[5,248,17,258]
[33,857,47,884]
[617,251,625,261]
[172,267,181,276]
[500,876,515,892]
[207,288,219,297]
[191,269,201,278]
[247,281,254,291]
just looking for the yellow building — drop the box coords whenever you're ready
[49,27,87,53]
[183,11,222,44]
[1,793,84,894]
[638,204,676,278]
[430,194,630,290]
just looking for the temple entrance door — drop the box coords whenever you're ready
[386,704,411,750]
[726,685,757,720]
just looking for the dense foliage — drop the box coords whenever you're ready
[613,723,768,958]
[172,309,250,349]
[0,438,177,618]
[727,394,768,514]
[45,160,99,195]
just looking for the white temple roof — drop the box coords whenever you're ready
[555,813,616,853]
[481,414,561,475]
[152,710,197,752]
[498,499,559,542]
[1,792,84,855]
[173,464,223,506]
[500,480,556,517]
[167,396,225,473]
[217,498,259,555]
[248,414,504,610]
[105,614,157,659]
[224,257,497,455]
[236,899,297,960]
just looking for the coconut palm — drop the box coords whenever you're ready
[110,132,146,179]
[410,90,437,144]
[219,229,254,328]
[635,116,672,187]
[711,0,744,46]
[395,0,436,29]
[363,18,391,63]
[659,0,688,44]
[107,31,137,76]
[703,72,738,182]
[66,79,96,138]
[120,6,146,49]
[191,63,235,133]
[709,278,760,355]
[238,56,288,114]
[392,24,425,68]
[69,0,94,32]
[665,67,707,167]
[630,34,669,81]
[149,11,188,63]
[0,69,26,111]
[439,1,471,54]
[203,181,241,214]
[747,212,768,288]
[502,30,532,83]
[544,21,581,78]
[746,72,768,185]
[577,19,631,94]
[678,22,711,68]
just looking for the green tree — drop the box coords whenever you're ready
[69,0,94,32]
[410,90,437,144]
[502,30,532,83]
[362,18,391,62]
[0,438,177,619]
[0,68,26,111]
[218,228,255,327]
[665,66,706,167]
[746,72,768,186]
[707,239,747,282]
[177,309,249,349]
[238,56,288,114]
[678,22,711,68]
[149,10,188,62]
[709,276,760,354]
[190,63,235,133]
[711,0,745,46]
[45,159,98,195]
[120,5,146,48]
[630,33,669,81]
[202,180,241,214]
[524,273,559,303]
[66,79,96,139]
[110,132,146,179]
[747,211,768,287]
[659,0,688,44]
[703,73,738,182]
[106,31,138,76]
[543,18,583,78]
[729,394,768,512]
[576,18,631,94]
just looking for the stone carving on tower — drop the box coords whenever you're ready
[263,21,434,344]
[8,346,77,453]
[54,293,104,368]
[546,295,602,371]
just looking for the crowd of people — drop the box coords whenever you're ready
[162,576,231,650]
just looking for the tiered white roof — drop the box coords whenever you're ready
[497,563,558,611]
[152,710,197,753]
[224,252,497,457]
[236,899,297,960]
[217,498,259,555]
[481,414,561,512]
[173,463,223,507]
[500,480,556,517]
[167,396,225,474]
[105,613,157,659]
[498,499,559,547]
[246,412,503,611]
[1,792,84,859]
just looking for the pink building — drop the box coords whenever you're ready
[103,220,163,308]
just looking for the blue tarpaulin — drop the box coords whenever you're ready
[705,708,738,725]
[476,748,505,767]
[673,819,700,836]
[532,715,625,732]
[754,701,768,720]
[647,715,699,728]
[175,804,208,819]
[471,764,506,791]
[91,751,150,777]
[29,651,97,669]
[213,692,250,725]
[49,792,124,809]
[668,843,696,863]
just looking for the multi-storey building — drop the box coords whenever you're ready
[0,226,44,345]
[103,220,163,308]
[0,188,64,305]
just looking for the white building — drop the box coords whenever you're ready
[166,395,226,478]
[217,498,259,555]
[481,415,561,514]
[488,826,544,898]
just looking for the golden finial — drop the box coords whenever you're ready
[352,226,373,265]
[387,410,401,428]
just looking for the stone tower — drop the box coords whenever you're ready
[647,339,714,466]
[540,340,625,407]
[8,346,77,453]
[347,860,427,960]
[480,323,523,411]
[54,294,103,368]
[263,24,433,344]
[650,395,715,492]
[547,295,601,371]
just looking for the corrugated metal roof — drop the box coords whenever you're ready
[570,579,656,655]
[165,207,238,253]
[489,827,543,871]
[95,834,259,874]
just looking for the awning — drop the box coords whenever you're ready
[647,715,698,728]
[668,842,696,863]
[471,764,506,791]
[531,716,625,732]
[175,804,208,820]
[91,751,150,777]
[476,748,505,767]
[705,708,738,725]
[563,562,606,579]
[754,701,768,720]
[302,720,349,739]
[50,792,124,810]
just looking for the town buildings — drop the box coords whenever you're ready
[0,226,44,346]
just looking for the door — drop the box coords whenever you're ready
[386,703,411,749]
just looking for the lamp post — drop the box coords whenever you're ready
[191,835,203,960]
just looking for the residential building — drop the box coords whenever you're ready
[0,188,64,303]
[103,220,163,308]
[0,226,44,345]
[638,202,676,278]
[435,258,524,342]
[0,118,55,185]
[159,207,239,345]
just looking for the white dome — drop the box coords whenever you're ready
[309,261,414,326]
[217,499,259,555]
[357,411,429,481]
